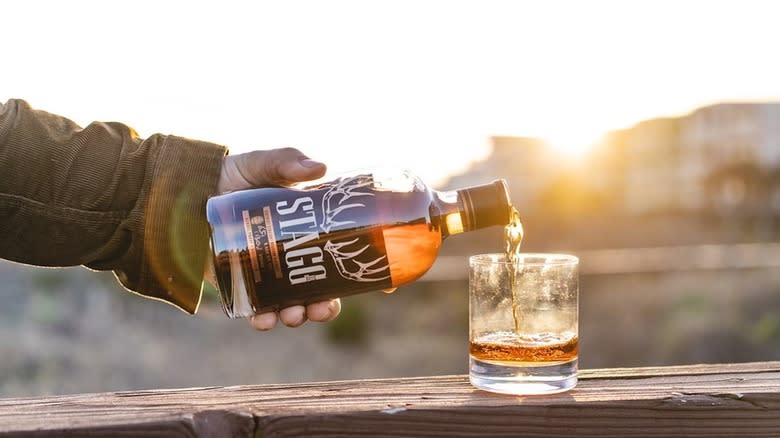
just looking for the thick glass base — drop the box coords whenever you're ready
[469,356,577,395]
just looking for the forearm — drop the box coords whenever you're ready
[0,99,227,313]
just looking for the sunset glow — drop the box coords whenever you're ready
[3,0,780,184]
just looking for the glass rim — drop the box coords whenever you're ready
[469,253,579,267]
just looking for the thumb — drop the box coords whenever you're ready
[219,147,327,192]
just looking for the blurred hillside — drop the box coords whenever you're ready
[2,102,779,397]
[439,102,780,254]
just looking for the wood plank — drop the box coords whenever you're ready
[0,361,778,437]
[577,360,780,378]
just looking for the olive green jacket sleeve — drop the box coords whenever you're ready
[0,99,228,313]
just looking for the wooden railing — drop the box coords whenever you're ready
[422,243,780,280]
[0,361,778,437]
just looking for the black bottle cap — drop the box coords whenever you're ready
[456,179,512,231]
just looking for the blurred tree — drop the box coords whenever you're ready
[324,300,368,346]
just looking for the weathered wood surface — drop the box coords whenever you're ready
[0,361,778,437]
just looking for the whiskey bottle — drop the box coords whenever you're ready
[206,168,511,317]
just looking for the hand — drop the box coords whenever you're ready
[217,147,341,331]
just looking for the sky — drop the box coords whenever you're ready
[3,0,780,185]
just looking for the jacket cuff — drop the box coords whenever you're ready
[135,136,227,313]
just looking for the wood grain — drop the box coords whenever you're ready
[0,361,778,437]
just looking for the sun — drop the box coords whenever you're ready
[540,120,607,161]
[544,134,600,161]
[547,139,594,158]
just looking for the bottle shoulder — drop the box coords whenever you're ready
[383,222,442,287]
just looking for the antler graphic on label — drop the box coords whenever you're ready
[324,238,390,282]
[320,175,375,233]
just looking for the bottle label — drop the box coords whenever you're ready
[240,175,392,298]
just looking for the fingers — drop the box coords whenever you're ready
[219,147,327,192]
[247,312,277,331]
[307,299,341,322]
[279,306,307,327]
[247,307,306,330]
[246,299,341,331]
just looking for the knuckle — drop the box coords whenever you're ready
[275,146,302,156]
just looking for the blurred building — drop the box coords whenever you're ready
[438,136,558,215]
[595,102,780,217]
[441,102,780,222]
[590,118,681,215]
[586,129,629,212]
[679,103,780,215]
[624,118,681,214]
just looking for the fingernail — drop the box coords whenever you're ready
[327,300,339,317]
[254,314,275,331]
[299,158,325,168]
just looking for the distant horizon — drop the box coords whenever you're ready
[460,98,780,172]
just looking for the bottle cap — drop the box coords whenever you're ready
[457,179,512,231]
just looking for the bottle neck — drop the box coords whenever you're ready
[435,180,512,237]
